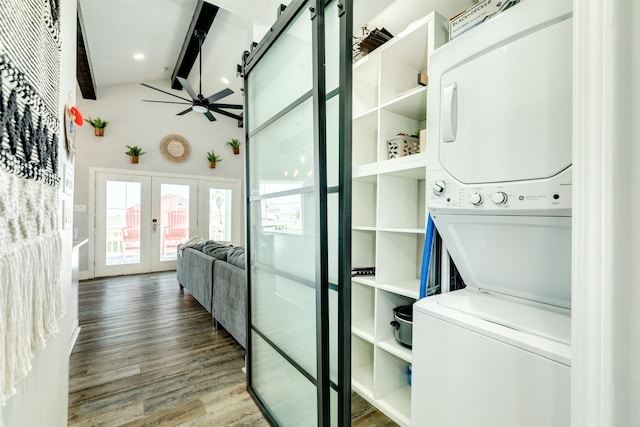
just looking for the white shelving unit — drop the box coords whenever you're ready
[351,10,447,427]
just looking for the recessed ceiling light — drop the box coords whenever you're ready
[133,53,145,60]
[221,77,230,85]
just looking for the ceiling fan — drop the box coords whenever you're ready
[141,30,243,123]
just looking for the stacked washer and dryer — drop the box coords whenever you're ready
[412,1,573,426]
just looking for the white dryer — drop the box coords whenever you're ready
[412,1,573,426]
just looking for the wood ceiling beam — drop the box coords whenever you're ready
[171,1,219,90]
[76,3,97,100]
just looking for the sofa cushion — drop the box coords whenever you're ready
[190,241,206,252]
[227,247,246,270]
[202,240,233,260]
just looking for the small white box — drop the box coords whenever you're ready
[449,0,522,40]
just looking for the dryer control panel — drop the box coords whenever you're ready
[427,169,572,215]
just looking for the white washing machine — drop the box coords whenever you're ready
[412,1,573,426]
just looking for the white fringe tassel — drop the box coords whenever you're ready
[0,232,63,413]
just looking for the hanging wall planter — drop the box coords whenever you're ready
[207,150,222,168]
[227,138,241,155]
[85,116,109,137]
[125,145,145,164]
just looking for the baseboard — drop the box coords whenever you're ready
[79,270,91,281]
[69,321,81,354]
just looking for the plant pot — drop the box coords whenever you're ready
[130,155,139,164]
[94,127,104,137]
[233,148,240,155]
[209,161,216,169]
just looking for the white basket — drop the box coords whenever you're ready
[387,135,420,159]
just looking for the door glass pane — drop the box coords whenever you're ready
[208,188,232,241]
[328,193,338,384]
[159,184,189,262]
[252,332,318,425]
[249,98,314,197]
[249,191,315,282]
[325,0,339,94]
[252,268,316,376]
[248,10,313,132]
[327,95,339,188]
[105,180,141,266]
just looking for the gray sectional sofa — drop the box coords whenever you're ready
[176,240,247,348]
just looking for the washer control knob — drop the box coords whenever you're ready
[469,193,483,206]
[433,180,446,196]
[492,191,508,205]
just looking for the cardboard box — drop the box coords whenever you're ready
[449,0,522,40]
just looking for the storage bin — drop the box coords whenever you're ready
[387,135,420,159]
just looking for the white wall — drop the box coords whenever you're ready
[2,0,77,425]
[74,80,246,273]
[572,0,640,425]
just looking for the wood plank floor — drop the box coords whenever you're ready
[69,272,397,426]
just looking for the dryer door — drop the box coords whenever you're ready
[439,17,572,184]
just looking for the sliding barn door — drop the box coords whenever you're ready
[243,1,352,425]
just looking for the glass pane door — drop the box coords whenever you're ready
[96,174,198,276]
[95,173,151,277]
[245,1,352,425]
[150,177,198,271]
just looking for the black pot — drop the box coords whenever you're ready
[390,304,413,348]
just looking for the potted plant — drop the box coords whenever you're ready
[86,116,109,136]
[207,150,223,168]
[226,138,241,155]
[125,145,145,164]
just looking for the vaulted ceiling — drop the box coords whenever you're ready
[77,0,289,100]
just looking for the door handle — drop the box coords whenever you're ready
[152,218,157,232]
[442,83,458,143]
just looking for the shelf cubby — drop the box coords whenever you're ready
[352,229,376,270]
[353,178,378,228]
[376,231,424,286]
[352,281,375,341]
[379,109,424,162]
[377,174,422,230]
[353,109,379,167]
[353,55,379,116]
[374,347,412,426]
[375,289,415,343]
[352,335,375,397]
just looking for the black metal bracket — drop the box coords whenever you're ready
[337,0,346,17]
[309,5,317,19]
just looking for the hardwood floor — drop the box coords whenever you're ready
[69,272,397,426]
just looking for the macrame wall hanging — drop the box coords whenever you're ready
[0,0,64,419]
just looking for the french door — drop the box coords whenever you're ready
[94,171,240,277]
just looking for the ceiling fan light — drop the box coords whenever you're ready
[193,105,208,113]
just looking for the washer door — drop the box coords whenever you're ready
[432,214,571,308]
[438,17,572,184]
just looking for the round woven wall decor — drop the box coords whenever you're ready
[160,134,191,163]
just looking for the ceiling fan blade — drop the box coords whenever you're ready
[204,88,234,104]
[176,76,199,102]
[204,111,216,121]
[177,107,193,115]
[209,103,243,110]
[210,107,243,121]
[140,83,192,102]
[143,100,192,105]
